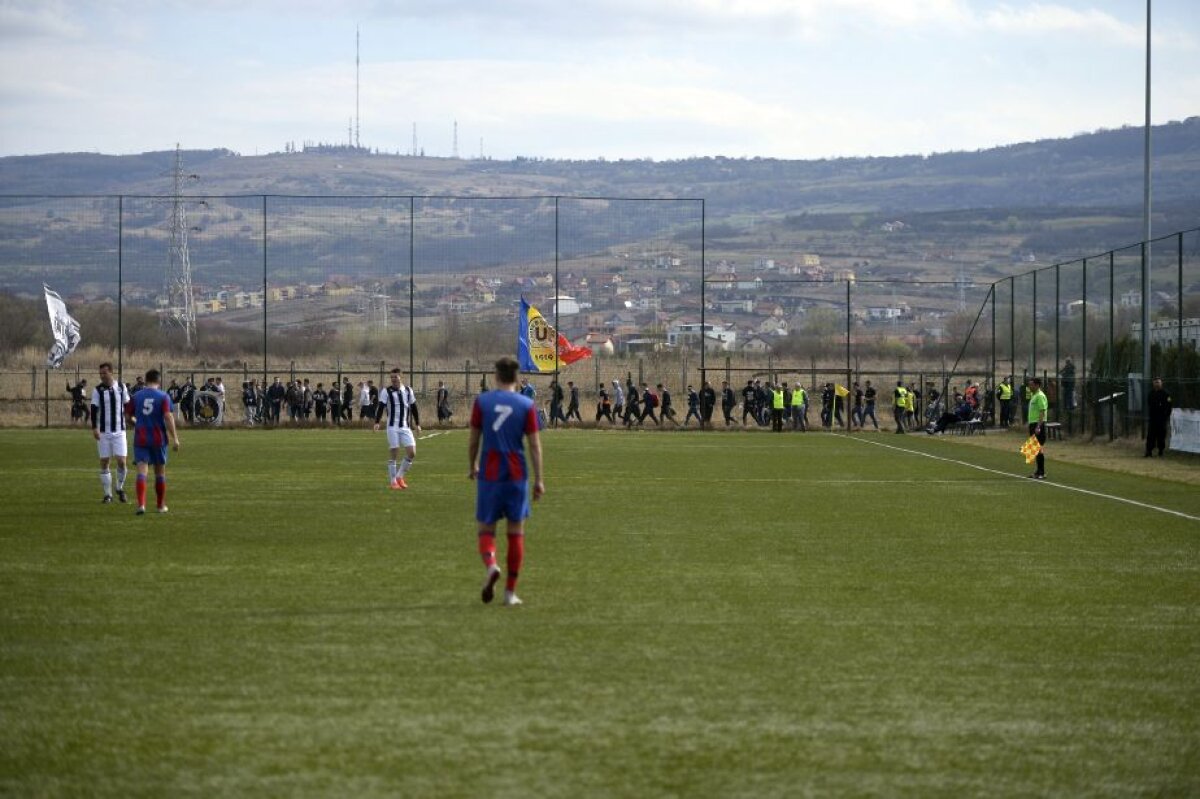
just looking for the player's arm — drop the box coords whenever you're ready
[467,427,482,480]
[164,401,180,450]
[410,400,420,432]
[527,428,544,500]
[373,399,385,430]
[90,390,100,440]
[467,399,482,479]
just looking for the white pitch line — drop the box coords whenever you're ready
[849,435,1200,522]
[418,431,449,441]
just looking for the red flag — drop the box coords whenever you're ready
[556,333,592,366]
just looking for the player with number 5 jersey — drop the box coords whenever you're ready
[468,356,544,607]
[128,368,181,516]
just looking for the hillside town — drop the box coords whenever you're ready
[101,247,982,357]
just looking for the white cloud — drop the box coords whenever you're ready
[0,0,84,40]
[983,4,1142,45]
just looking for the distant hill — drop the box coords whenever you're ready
[2,118,1198,221]
[0,120,1196,305]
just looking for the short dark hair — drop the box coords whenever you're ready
[494,356,519,384]
[98,362,113,371]
[390,368,401,375]
[145,369,160,384]
[1030,377,1042,387]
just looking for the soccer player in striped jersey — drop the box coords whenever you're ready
[130,369,181,515]
[374,368,421,490]
[468,356,544,607]
[91,362,131,504]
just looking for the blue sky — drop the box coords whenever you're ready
[1,0,1197,159]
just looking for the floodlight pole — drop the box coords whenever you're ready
[117,195,123,383]
[1141,0,1152,420]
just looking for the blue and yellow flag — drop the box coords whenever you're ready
[518,298,592,373]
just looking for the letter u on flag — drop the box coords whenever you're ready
[1020,435,1042,465]
[517,297,592,373]
[44,284,81,369]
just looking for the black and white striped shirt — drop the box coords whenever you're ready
[377,384,418,430]
[91,382,131,433]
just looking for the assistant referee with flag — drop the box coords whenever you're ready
[1026,377,1048,480]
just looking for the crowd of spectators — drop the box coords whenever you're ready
[60,370,1082,438]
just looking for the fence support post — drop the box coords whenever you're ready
[1108,251,1115,441]
[1081,258,1088,437]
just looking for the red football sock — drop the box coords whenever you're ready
[506,533,524,591]
[136,474,147,507]
[155,476,166,508]
[478,532,497,569]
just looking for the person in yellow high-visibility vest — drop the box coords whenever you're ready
[791,382,806,431]
[893,381,908,434]
[770,383,785,432]
[904,383,916,429]
[996,376,1014,427]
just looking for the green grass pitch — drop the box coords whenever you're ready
[1,427,1197,797]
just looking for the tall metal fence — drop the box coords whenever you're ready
[949,226,1200,438]
[1,195,705,424]
[1,192,1195,437]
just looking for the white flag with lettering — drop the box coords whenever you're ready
[44,285,81,369]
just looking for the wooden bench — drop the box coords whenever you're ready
[1044,422,1063,441]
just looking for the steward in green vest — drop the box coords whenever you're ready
[996,378,1014,427]
[771,386,785,432]
[893,382,908,434]
[791,383,806,431]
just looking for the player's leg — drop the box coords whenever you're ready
[501,482,532,605]
[397,440,416,482]
[114,455,128,502]
[387,444,401,487]
[134,456,149,514]
[503,518,526,606]
[478,516,501,604]
[98,452,113,502]
[154,461,168,511]
[113,434,129,502]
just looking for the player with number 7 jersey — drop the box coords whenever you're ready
[468,356,544,607]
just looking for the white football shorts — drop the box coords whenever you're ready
[387,427,416,450]
[97,432,128,459]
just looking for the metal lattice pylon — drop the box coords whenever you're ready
[164,144,197,347]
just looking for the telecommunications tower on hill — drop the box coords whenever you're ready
[355,26,361,149]
[164,144,200,348]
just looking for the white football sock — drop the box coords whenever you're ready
[116,466,127,490]
[388,460,397,482]
[100,470,112,497]
[398,456,414,477]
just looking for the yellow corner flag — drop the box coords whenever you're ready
[835,384,850,398]
[1020,435,1042,464]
